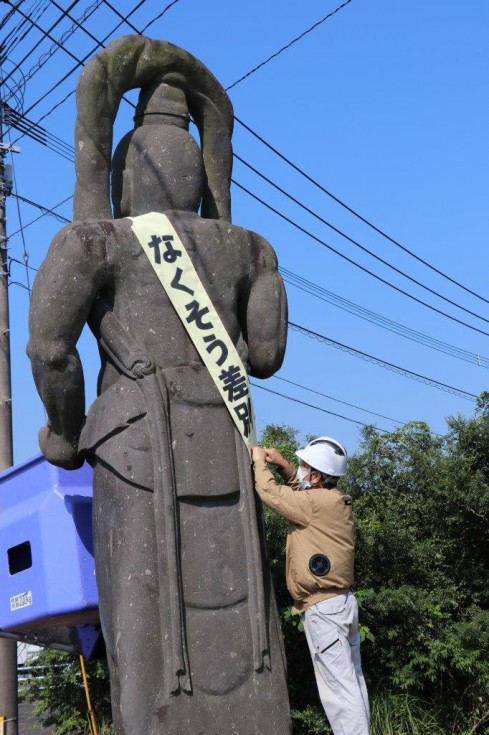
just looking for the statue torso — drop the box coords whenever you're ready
[95,211,253,390]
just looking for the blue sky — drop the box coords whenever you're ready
[3,0,489,463]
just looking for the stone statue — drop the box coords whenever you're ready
[27,36,291,734]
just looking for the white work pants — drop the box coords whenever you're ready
[303,592,370,735]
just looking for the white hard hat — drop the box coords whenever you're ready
[308,436,347,457]
[295,436,347,477]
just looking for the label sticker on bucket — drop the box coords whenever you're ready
[10,591,33,611]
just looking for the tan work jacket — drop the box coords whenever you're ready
[253,459,354,614]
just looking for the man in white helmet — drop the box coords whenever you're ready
[252,437,370,735]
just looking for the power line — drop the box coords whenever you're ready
[3,103,75,161]
[2,0,84,74]
[2,0,83,90]
[235,152,489,326]
[233,179,489,338]
[10,192,70,224]
[0,0,26,34]
[273,375,404,425]
[226,0,354,92]
[100,0,140,33]
[1,0,48,61]
[4,0,102,97]
[11,157,484,382]
[99,0,184,36]
[235,116,489,307]
[8,194,71,237]
[8,256,37,273]
[26,87,75,132]
[139,0,183,34]
[289,321,477,401]
[281,267,489,368]
[251,381,390,433]
[49,0,114,63]
[0,66,25,113]
[8,153,31,295]
[8,279,30,291]
[7,0,182,146]
[13,0,149,121]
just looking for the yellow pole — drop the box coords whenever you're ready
[79,656,99,735]
[0,715,5,735]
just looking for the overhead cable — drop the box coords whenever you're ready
[235,117,489,307]
[7,0,182,147]
[1,68,25,113]
[14,0,150,120]
[235,153,489,325]
[0,0,25,33]
[5,0,485,336]
[11,192,70,224]
[100,0,140,33]
[9,153,31,294]
[226,0,353,92]
[251,381,390,433]
[101,0,182,35]
[289,321,477,401]
[2,0,83,89]
[4,0,102,95]
[3,0,96,75]
[8,279,31,291]
[7,0,179,142]
[281,267,489,368]
[233,179,489,338]
[139,0,182,33]
[3,103,75,161]
[273,375,403,425]
[1,0,47,61]
[8,256,38,273]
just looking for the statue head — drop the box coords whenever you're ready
[111,83,204,217]
[74,36,235,223]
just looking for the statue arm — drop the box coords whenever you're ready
[27,223,108,468]
[245,232,288,379]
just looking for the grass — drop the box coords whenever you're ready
[370,694,446,735]
[292,693,488,735]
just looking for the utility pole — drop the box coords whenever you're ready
[0,99,19,735]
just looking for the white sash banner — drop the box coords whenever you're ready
[129,212,256,448]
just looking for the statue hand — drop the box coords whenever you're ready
[39,426,84,470]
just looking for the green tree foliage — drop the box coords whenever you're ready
[343,407,489,731]
[21,648,112,735]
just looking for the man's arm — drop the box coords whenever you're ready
[27,223,108,468]
[252,447,310,526]
[244,232,287,379]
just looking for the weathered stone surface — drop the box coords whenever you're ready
[28,35,291,734]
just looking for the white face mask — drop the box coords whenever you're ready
[297,466,312,490]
